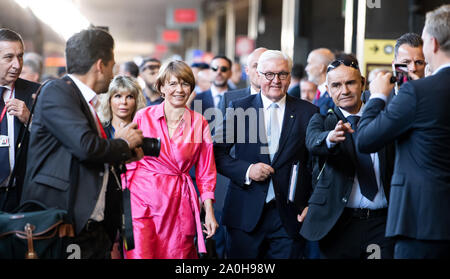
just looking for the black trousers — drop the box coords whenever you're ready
[70,220,112,259]
[226,201,305,259]
[319,208,394,259]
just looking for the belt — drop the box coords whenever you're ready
[344,207,388,219]
[84,219,104,232]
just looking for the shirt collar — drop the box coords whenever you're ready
[338,104,364,119]
[432,63,450,75]
[250,86,259,95]
[210,85,227,99]
[68,74,97,107]
[318,82,327,95]
[260,92,287,110]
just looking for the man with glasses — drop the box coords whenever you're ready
[299,58,395,259]
[214,50,318,258]
[139,58,162,106]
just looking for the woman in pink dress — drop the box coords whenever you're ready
[122,60,218,259]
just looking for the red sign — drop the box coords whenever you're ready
[155,44,168,53]
[161,30,181,44]
[174,9,197,23]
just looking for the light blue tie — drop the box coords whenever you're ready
[266,103,280,203]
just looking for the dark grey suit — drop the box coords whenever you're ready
[22,76,133,235]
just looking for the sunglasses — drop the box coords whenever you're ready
[211,66,229,73]
[327,59,359,73]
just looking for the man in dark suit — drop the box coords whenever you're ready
[357,5,450,259]
[223,48,267,110]
[214,50,318,258]
[305,48,335,115]
[192,55,232,121]
[0,29,40,211]
[299,59,395,259]
[21,28,144,259]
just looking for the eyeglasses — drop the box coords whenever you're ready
[326,59,359,73]
[211,66,229,73]
[259,71,290,81]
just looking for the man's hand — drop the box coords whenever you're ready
[297,206,308,223]
[126,147,144,164]
[249,162,275,181]
[370,72,395,98]
[5,98,30,124]
[115,122,144,149]
[328,120,354,144]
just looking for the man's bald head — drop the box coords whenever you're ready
[305,48,335,85]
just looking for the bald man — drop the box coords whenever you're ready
[305,48,335,115]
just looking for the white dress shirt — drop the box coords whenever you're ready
[1,86,15,173]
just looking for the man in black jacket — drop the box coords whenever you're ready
[300,58,395,259]
[0,28,40,211]
[21,28,144,259]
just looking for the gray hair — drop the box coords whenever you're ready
[256,50,293,73]
[99,75,146,124]
[425,4,450,53]
[23,52,43,76]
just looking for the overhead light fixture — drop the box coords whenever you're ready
[15,0,90,40]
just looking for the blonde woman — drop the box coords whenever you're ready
[99,75,146,139]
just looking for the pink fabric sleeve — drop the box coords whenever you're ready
[195,117,217,203]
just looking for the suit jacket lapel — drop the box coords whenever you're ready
[62,76,98,132]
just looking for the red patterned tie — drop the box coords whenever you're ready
[89,100,107,139]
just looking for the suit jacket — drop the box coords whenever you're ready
[4,78,40,207]
[21,76,133,235]
[300,107,395,241]
[313,91,334,116]
[214,93,318,240]
[357,67,450,240]
[287,84,300,99]
[223,87,251,109]
[192,89,215,120]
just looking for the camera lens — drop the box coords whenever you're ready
[141,137,161,157]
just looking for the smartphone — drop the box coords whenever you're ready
[392,63,411,94]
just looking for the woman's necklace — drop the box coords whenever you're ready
[166,111,184,130]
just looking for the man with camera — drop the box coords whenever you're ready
[21,28,144,259]
[357,4,450,258]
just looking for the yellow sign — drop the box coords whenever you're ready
[363,39,396,77]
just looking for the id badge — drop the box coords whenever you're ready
[0,135,10,147]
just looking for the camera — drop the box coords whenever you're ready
[140,137,161,157]
[391,63,412,94]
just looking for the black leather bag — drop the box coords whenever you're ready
[0,201,75,259]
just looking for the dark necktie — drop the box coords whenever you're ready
[347,115,378,201]
[0,86,11,185]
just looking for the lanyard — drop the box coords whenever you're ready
[0,86,14,124]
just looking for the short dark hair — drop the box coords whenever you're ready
[0,28,24,46]
[394,33,423,58]
[123,61,139,78]
[140,58,161,70]
[190,62,210,70]
[291,63,305,79]
[211,55,232,68]
[65,28,115,75]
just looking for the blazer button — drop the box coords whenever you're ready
[342,197,347,203]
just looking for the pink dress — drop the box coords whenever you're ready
[122,103,216,259]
